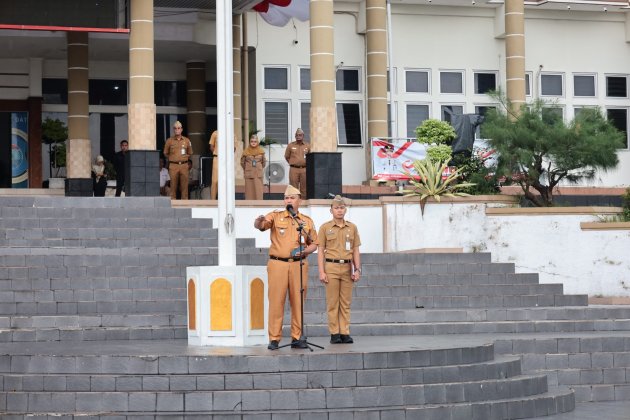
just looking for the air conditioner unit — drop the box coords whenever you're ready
[264,161,289,185]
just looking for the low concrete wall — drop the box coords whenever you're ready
[188,196,630,297]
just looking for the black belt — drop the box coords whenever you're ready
[270,255,303,263]
[326,258,352,264]
[290,165,305,169]
[169,161,187,165]
[212,155,218,157]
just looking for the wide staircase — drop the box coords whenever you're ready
[0,196,628,418]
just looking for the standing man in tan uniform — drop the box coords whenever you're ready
[284,128,310,199]
[163,121,193,200]
[254,185,318,350]
[318,195,362,344]
[208,130,219,200]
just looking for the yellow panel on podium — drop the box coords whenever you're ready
[186,266,268,346]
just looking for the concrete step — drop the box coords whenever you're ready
[0,356,523,391]
[0,387,575,419]
[537,368,630,402]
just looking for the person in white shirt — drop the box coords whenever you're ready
[159,158,170,197]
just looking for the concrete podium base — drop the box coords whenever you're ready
[186,265,268,346]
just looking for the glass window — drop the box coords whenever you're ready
[264,102,289,144]
[300,68,310,91]
[540,74,563,96]
[474,72,497,94]
[406,104,429,138]
[441,105,463,123]
[542,107,563,125]
[406,70,429,93]
[573,75,595,97]
[264,67,288,90]
[336,103,362,145]
[607,108,628,148]
[336,69,360,91]
[89,80,127,105]
[525,73,531,96]
[300,102,311,141]
[606,76,627,98]
[42,78,68,104]
[440,71,463,94]
[155,81,186,107]
[205,81,217,107]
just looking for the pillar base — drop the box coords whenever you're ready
[64,178,92,197]
[186,265,268,347]
[306,152,342,199]
[124,150,160,197]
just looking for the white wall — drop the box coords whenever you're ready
[192,199,630,297]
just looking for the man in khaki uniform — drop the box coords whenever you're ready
[317,195,362,344]
[284,128,310,198]
[254,185,318,350]
[163,121,193,200]
[208,130,219,200]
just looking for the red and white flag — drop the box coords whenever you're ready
[254,0,309,27]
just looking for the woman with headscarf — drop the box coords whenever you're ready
[240,134,267,200]
[92,155,107,197]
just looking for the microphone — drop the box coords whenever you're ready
[286,204,298,218]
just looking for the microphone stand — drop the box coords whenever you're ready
[277,212,324,352]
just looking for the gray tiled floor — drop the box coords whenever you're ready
[536,401,630,419]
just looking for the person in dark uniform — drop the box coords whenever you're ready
[317,195,362,344]
[113,139,128,197]
[254,185,318,350]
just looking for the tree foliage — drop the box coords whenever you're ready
[481,94,624,206]
[415,119,456,145]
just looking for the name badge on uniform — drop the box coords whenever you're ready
[346,235,351,251]
[252,160,256,167]
[180,147,186,155]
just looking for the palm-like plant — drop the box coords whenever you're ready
[403,159,475,215]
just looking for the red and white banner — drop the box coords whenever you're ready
[254,0,309,27]
[371,138,427,180]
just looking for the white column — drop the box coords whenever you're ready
[217,0,236,266]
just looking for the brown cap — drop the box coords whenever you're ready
[284,185,301,196]
[331,195,347,206]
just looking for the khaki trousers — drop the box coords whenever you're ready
[325,262,354,335]
[169,163,189,200]
[289,167,307,198]
[267,259,309,341]
[244,177,264,200]
[210,156,218,200]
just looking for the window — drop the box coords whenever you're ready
[300,68,310,91]
[264,102,289,144]
[155,81,186,107]
[205,81,217,107]
[607,108,628,148]
[441,105,464,123]
[336,102,362,145]
[525,73,532,96]
[89,80,127,106]
[406,104,429,138]
[406,70,429,93]
[606,76,627,98]
[336,69,360,91]
[542,107,564,125]
[573,75,596,97]
[264,67,288,90]
[43,78,68,104]
[541,74,563,96]
[474,72,497,94]
[300,102,311,141]
[440,71,463,94]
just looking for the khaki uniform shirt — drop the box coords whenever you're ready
[241,153,267,179]
[318,220,361,261]
[284,141,310,168]
[260,210,318,258]
[164,136,193,164]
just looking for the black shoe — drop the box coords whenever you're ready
[267,340,279,350]
[290,338,308,349]
[330,334,342,344]
[340,334,354,344]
